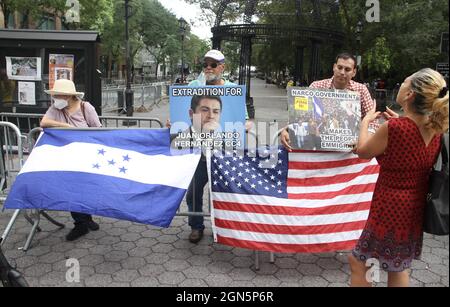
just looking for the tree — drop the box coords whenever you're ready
[184,34,210,75]
[339,0,449,84]
[100,0,145,79]
[77,0,114,34]
[184,0,245,25]
[0,0,67,28]
[140,0,179,78]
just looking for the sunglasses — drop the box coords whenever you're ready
[203,62,220,69]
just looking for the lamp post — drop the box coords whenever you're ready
[124,0,136,126]
[178,17,188,84]
[355,20,363,81]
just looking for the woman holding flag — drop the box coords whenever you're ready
[42,79,102,241]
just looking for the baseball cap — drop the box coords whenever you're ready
[204,50,225,63]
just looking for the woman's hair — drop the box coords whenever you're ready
[410,68,449,133]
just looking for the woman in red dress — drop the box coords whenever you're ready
[349,68,449,287]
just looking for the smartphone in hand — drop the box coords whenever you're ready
[376,99,387,112]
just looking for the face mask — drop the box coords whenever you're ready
[53,98,68,110]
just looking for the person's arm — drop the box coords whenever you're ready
[280,127,293,151]
[83,102,102,127]
[40,115,71,128]
[356,108,388,159]
[40,107,70,128]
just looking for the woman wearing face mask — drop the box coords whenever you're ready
[42,79,102,241]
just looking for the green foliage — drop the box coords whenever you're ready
[78,0,114,34]
[365,37,391,75]
[1,0,67,28]
[340,0,449,83]
[184,34,210,74]
[189,0,448,84]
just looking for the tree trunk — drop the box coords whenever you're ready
[13,11,20,28]
[154,61,159,79]
[55,14,62,30]
[0,5,5,28]
[108,55,113,80]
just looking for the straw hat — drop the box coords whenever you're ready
[45,79,84,98]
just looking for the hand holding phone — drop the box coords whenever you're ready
[375,99,387,112]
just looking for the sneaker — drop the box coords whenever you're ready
[188,229,204,243]
[66,224,89,241]
[87,220,100,231]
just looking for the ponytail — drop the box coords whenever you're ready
[427,92,449,133]
[410,68,449,134]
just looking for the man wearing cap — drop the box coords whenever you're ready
[189,50,233,87]
[41,79,102,241]
[184,50,250,243]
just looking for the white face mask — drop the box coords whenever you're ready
[53,98,68,110]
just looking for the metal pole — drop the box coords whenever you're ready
[124,0,136,125]
[181,34,185,83]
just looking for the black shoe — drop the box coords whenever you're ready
[87,220,99,231]
[189,229,204,243]
[66,225,89,241]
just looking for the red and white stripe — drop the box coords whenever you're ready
[211,152,379,253]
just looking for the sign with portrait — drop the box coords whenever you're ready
[169,85,246,153]
[287,87,361,152]
[49,54,74,90]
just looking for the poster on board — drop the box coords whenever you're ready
[18,82,36,105]
[6,57,41,81]
[49,54,74,90]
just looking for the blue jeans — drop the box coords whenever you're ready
[186,159,208,231]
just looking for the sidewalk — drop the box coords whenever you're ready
[0,79,448,287]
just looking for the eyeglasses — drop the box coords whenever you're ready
[203,62,219,69]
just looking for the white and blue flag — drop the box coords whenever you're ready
[313,96,324,119]
[4,129,200,227]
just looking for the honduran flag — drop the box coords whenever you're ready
[313,96,324,119]
[4,129,200,227]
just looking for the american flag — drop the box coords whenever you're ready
[209,147,379,253]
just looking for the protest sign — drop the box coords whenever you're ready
[169,85,246,154]
[287,87,361,152]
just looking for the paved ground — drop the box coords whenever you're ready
[1,78,448,287]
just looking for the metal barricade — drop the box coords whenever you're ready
[0,124,65,251]
[0,113,164,132]
[101,83,167,113]
[0,122,32,249]
[100,116,163,129]
[0,122,24,198]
